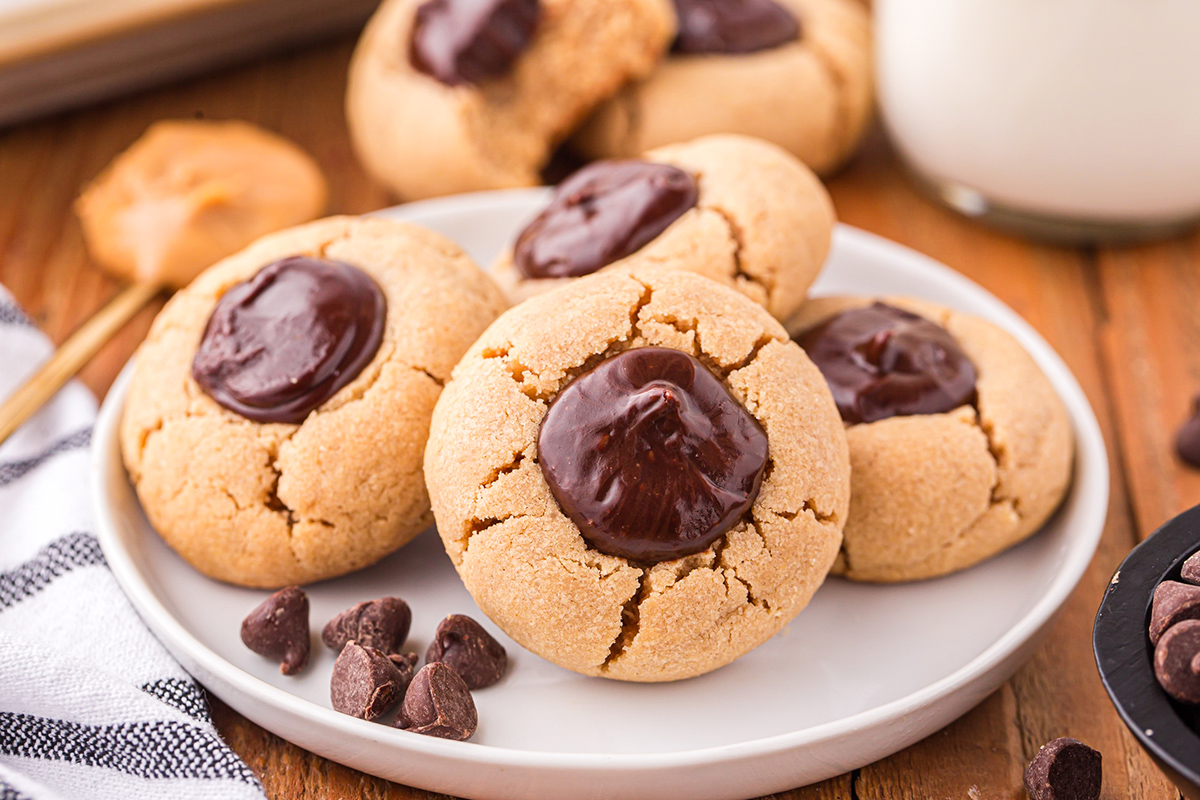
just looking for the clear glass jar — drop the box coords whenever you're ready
[875,0,1200,242]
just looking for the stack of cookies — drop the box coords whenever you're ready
[345,0,872,200]
[122,142,1074,686]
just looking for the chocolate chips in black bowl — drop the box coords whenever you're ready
[1094,503,1200,799]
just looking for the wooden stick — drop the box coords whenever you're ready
[0,281,160,447]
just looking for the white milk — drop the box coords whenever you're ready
[875,0,1200,229]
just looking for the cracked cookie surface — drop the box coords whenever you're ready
[491,134,834,322]
[787,296,1075,583]
[120,216,508,588]
[423,267,850,681]
[572,0,872,175]
[346,0,675,201]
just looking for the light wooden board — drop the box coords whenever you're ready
[0,0,379,125]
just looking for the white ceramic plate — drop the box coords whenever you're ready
[92,189,1108,800]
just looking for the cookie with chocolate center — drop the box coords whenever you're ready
[121,216,508,587]
[491,134,835,322]
[346,0,675,200]
[424,267,850,681]
[574,0,873,176]
[787,296,1074,582]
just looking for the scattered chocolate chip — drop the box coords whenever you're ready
[426,615,507,689]
[410,0,540,86]
[240,586,310,675]
[1156,619,1200,704]
[330,641,414,720]
[671,0,801,55]
[1023,737,1102,800]
[538,347,768,563]
[192,256,386,424]
[795,302,978,425]
[397,663,478,740]
[1182,551,1200,585]
[513,160,698,280]
[1176,398,1200,466]
[322,597,412,655]
[1149,580,1200,644]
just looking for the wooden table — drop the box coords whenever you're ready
[2,34,1195,800]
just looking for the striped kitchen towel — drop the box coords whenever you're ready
[0,286,265,800]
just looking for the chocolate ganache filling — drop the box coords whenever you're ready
[537,347,768,563]
[671,0,801,55]
[795,302,978,425]
[410,0,541,86]
[192,256,386,424]
[514,160,699,280]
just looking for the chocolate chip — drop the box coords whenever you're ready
[1176,397,1200,467]
[1023,737,1102,800]
[538,347,768,563]
[192,256,386,424]
[513,160,698,280]
[397,663,478,740]
[672,0,801,55]
[240,586,310,675]
[795,303,978,425]
[1156,619,1200,704]
[1149,580,1200,644]
[1182,551,1200,585]
[426,615,507,689]
[322,597,412,655]
[410,0,540,86]
[330,641,414,720]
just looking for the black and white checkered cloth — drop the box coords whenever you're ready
[0,287,266,800]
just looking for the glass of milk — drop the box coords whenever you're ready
[875,0,1200,242]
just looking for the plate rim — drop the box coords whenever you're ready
[92,188,1109,772]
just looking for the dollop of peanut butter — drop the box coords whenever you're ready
[76,120,327,289]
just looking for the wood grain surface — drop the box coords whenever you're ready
[0,34,1194,800]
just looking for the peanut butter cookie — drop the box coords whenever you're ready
[573,0,873,175]
[787,296,1074,583]
[424,267,850,681]
[491,134,834,321]
[346,0,675,200]
[121,216,508,587]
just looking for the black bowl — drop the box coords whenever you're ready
[1094,503,1200,799]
